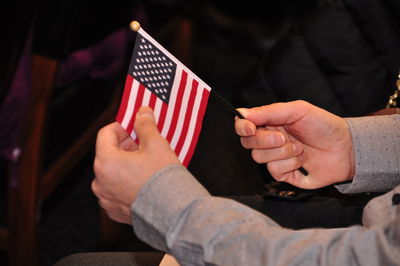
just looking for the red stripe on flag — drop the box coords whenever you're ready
[166,71,188,142]
[157,102,168,132]
[126,82,146,135]
[148,92,157,110]
[182,88,210,167]
[116,75,134,123]
[174,80,198,155]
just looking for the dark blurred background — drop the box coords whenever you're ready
[1,0,400,265]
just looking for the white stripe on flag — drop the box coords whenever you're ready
[153,97,163,122]
[161,66,183,138]
[178,85,205,162]
[131,128,137,140]
[170,75,193,150]
[142,88,152,107]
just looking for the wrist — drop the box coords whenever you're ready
[344,122,356,183]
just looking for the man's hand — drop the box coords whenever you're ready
[92,107,180,224]
[235,100,355,189]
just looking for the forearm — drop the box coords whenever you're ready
[132,165,399,266]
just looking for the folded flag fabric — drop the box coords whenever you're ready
[116,25,211,167]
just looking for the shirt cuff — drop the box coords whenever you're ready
[131,164,210,251]
[336,115,400,194]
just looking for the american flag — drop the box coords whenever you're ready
[116,26,211,167]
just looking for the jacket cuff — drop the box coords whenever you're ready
[336,115,400,193]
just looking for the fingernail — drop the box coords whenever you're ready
[246,124,256,135]
[273,133,286,146]
[236,108,248,118]
[137,107,154,117]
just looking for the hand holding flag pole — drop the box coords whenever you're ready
[127,21,307,175]
[209,88,308,176]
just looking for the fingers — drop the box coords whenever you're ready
[119,136,137,151]
[240,128,286,149]
[91,179,102,198]
[250,142,304,163]
[235,118,257,136]
[106,212,131,225]
[99,199,132,225]
[91,179,111,199]
[96,122,131,153]
[98,198,131,217]
[93,180,133,225]
[237,100,311,127]
[267,156,304,181]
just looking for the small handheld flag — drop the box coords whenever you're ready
[116,21,211,167]
[117,21,309,175]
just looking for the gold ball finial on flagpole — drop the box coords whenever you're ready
[130,21,141,32]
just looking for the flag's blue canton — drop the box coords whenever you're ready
[129,33,177,103]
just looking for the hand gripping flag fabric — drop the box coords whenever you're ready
[116,27,211,167]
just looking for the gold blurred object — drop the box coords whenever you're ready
[279,191,296,197]
[387,70,400,108]
[130,21,141,32]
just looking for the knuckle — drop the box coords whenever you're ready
[280,144,293,158]
[96,125,110,140]
[251,149,265,164]
[93,158,109,179]
[106,211,117,221]
[253,135,263,147]
[96,127,105,138]
[267,161,278,173]
[294,155,304,168]
[267,164,285,181]
[285,157,298,169]
[255,130,275,148]
[98,199,107,209]
[91,181,101,198]
[93,158,101,175]
[294,100,309,107]
[122,205,131,216]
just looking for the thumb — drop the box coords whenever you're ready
[134,107,166,150]
[237,101,311,127]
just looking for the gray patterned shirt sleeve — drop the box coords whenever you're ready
[132,165,400,266]
[336,115,400,193]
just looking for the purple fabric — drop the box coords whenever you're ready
[55,27,135,88]
[0,27,32,163]
[0,4,150,163]
[55,4,150,88]
[0,27,134,163]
